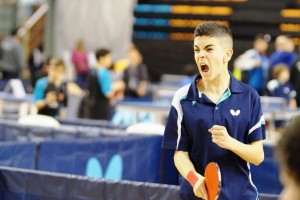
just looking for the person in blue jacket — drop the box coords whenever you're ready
[162,21,265,200]
[33,57,67,117]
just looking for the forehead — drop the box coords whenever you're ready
[49,64,64,71]
[255,38,268,44]
[193,36,222,47]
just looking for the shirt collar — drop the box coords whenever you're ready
[187,71,244,101]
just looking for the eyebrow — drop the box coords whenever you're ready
[193,44,215,49]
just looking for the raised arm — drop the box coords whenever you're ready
[209,125,264,165]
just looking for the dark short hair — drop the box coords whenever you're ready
[95,48,110,60]
[194,21,232,38]
[272,63,289,79]
[45,56,54,65]
[49,57,65,69]
[276,116,300,185]
[194,21,233,47]
[254,34,271,43]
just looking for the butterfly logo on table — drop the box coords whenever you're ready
[230,109,240,116]
[85,154,123,180]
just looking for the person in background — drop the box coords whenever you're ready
[84,48,124,120]
[33,57,67,118]
[276,116,300,200]
[268,35,298,80]
[162,21,265,199]
[28,44,46,89]
[122,45,150,99]
[267,63,297,129]
[290,57,300,107]
[71,39,89,89]
[0,27,25,80]
[267,63,297,109]
[233,34,270,95]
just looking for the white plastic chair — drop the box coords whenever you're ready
[18,114,60,128]
[126,122,165,135]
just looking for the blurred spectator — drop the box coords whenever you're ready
[179,63,198,87]
[71,39,89,89]
[83,48,124,120]
[33,57,68,118]
[122,45,151,98]
[0,27,24,80]
[290,58,300,107]
[28,44,46,88]
[268,35,298,79]
[267,63,297,108]
[276,116,300,200]
[234,34,269,95]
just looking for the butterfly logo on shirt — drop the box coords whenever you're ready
[230,109,240,116]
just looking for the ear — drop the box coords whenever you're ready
[224,48,233,63]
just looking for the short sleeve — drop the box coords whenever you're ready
[98,68,112,95]
[33,78,47,102]
[162,85,192,151]
[248,93,266,143]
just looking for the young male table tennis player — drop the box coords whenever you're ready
[162,21,266,199]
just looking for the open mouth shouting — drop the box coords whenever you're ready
[200,63,209,74]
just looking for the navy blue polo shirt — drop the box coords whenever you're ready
[162,72,266,200]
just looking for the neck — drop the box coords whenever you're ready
[199,72,230,94]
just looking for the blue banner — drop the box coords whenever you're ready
[38,135,163,183]
[251,144,283,194]
[0,142,36,169]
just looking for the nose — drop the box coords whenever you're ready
[196,50,205,58]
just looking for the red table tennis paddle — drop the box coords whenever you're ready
[204,162,221,200]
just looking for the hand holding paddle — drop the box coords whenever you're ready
[187,171,208,199]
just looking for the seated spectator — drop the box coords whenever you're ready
[267,63,297,109]
[33,57,68,118]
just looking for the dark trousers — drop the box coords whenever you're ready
[2,71,19,80]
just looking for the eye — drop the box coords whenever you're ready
[206,48,213,52]
[194,48,199,53]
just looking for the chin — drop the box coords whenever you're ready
[200,72,213,81]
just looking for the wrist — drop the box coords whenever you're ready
[228,137,237,151]
[187,170,198,187]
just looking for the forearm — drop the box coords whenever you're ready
[210,125,264,165]
[174,151,207,198]
[36,100,47,110]
[229,140,264,165]
[174,151,201,179]
[234,58,256,70]
[137,81,148,96]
